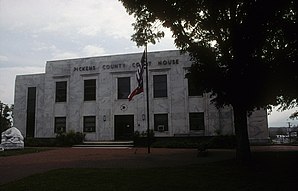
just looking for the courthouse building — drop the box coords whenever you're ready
[14,50,269,142]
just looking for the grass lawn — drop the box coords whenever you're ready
[0,147,51,157]
[0,151,297,191]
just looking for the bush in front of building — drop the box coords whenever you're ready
[150,135,236,149]
[25,137,57,147]
[25,131,85,147]
[207,135,236,149]
[151,138,201,148]
[133,130,155,147]
[55,131,85,146]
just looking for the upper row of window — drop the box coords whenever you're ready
[55,74,202,102]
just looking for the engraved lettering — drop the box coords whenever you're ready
[74,65,96,72]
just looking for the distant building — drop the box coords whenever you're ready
[14,50,269,143]
[269,126,298,143]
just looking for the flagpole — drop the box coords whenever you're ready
[145,44,150,154]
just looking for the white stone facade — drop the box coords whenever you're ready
[14,50,269,142]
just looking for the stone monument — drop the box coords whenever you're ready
[0,127,24,150]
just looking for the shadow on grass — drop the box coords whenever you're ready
[0,151,297,191]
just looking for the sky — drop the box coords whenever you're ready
[0,0,297,127]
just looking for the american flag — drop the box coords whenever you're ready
[128,50,146,101]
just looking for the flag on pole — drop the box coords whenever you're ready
[128,50,146,101]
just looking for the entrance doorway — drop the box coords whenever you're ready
[114,115,134,140]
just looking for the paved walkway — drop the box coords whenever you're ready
[0,145,297,185]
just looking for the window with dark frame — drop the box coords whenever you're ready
[189,112,205,131]
[154,114,168,132]
[153,74,167,98]
[26,87,36,138]
[117,77,130,99]
[188,78,203,96]
[83,116,96,132]
[55,81,67,102]
[54,117,66,133]
[84,79,96,101]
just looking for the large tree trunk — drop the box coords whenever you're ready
[233,105,252,162]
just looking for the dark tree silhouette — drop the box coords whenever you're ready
[119,0,297,162]
[0,102,13,134]
[290,111,298,120]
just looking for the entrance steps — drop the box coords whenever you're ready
[73,141,134,148]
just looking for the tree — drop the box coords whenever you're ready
[0,101,13,133]
[290,111,298,120]
[119,0,297,162]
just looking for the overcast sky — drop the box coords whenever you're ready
[0,0,297,127]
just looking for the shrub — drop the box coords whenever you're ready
[25,138,57,147]
[151,138,201,148]
[133,130,155,147]
[207,135,236,149]
[56,131,85,146]
[150,136,236,149]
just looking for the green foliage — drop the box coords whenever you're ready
[23,131,84,147]
[25,132,85,147]
[276,128,287,136]
[150,136,236,149]
[120,0,297,161]
[133,130,155,146]
[120,0,297,111]
[207,135,237,149]
[0,101,13,132]
[289,111,298,120]
[151,139,201,148]
[25,138,57,147]
[56,131,85,146]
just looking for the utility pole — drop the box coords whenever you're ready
[288,122,292,143]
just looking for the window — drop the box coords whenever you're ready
[84,79,96,101]
[83,116,96,132]
[26,87,36,138]
[189,112,205,131]
[188,78,203,96]
[54,117,66,133]
[118,77,130,99]
[154,114,168,132]
[153,75,167,98]
[56,81,67,102]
